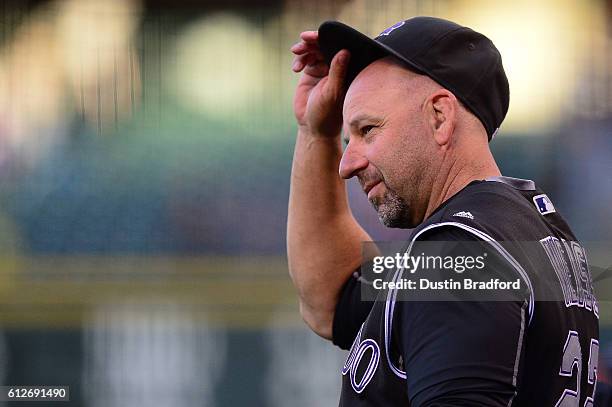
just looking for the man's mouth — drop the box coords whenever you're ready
[363,180,382,197]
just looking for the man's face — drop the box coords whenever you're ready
[340,57,436,228]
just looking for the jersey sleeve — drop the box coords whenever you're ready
[332,266,375,350]
[397,226,529,406]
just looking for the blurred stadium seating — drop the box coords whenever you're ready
[0,0,610,405]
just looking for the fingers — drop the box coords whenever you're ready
[291,43,324,72]
[290,33,349,86]
[291,32,324,73]
[326,49,350,95]
[292,51,323,72]
[299,31,318,43]
[290,41,318,56]
[290,30,325,72]
[303,60,329,78]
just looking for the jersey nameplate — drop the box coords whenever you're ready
[539,236,598,317]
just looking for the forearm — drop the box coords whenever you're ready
[287,128,372,338]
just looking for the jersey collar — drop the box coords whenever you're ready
[485,176,536,191]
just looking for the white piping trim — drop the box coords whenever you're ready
[384,267,407,378]
[384,221,535,380]
[384,222,461,379]
[506,300,528,407]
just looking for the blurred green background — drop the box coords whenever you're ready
[0,0,610,405]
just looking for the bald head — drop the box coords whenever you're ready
[343,57,437,125]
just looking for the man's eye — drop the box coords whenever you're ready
[361,125,375,135]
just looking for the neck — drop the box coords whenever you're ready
[422,147,501,221]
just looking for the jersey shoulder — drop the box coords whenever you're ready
[417,176,576,243]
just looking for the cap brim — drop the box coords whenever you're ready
[318,21,424,86]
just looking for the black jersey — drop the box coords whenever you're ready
[333,176,599,406]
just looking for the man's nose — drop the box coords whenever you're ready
[339,142,369,179]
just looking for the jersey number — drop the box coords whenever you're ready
[342,327,381,394]
[556,330,598,407]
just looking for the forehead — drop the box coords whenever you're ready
[343,58,414,116]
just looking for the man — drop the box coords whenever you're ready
[287,16,599,406]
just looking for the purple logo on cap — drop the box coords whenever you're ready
[378,21,405,36]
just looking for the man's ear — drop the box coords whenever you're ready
[425,89,457,147]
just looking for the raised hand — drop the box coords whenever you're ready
[291,30,350,138]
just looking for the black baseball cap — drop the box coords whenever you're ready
[318,17,510,140]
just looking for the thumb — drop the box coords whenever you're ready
[326,49,351,98]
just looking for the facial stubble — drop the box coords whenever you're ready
[370,184,412,228]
